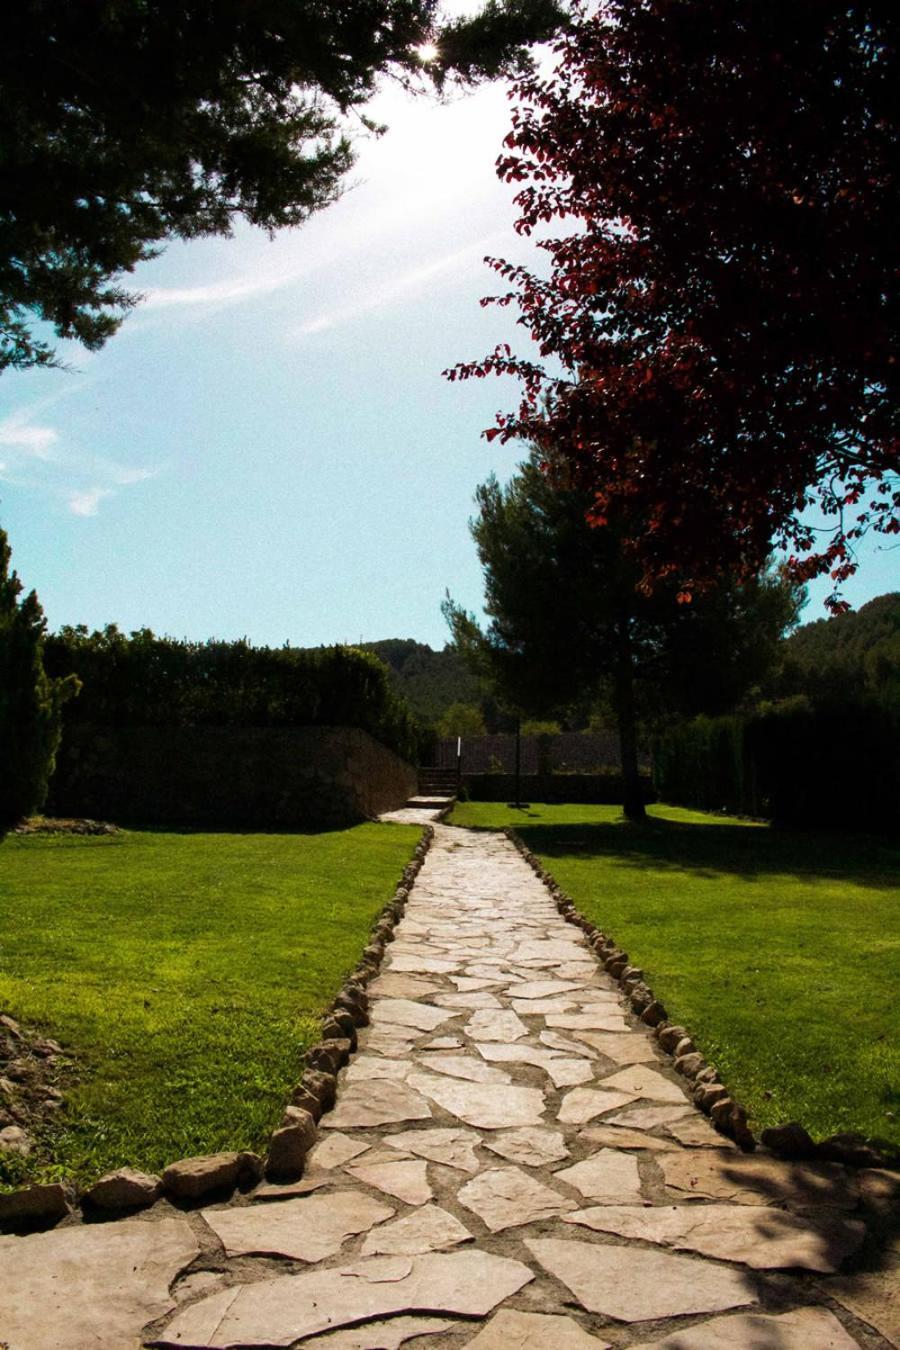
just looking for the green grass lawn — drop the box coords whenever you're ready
[0,822,420,1187]
[451,801,900,1149]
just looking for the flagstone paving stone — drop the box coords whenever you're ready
[360,1202,473,1256]
[554,1148,644,1202]
[0,1217,198,1350]
[384,1127,482,1173]
[462,1308,611,1348]
[0,820,886,1350]
[457,1164,577,1231]
[482,1125,571,1167]
[660,1149,860,1209]
[346,1159,434,1205]
[633,1306,862,1349]
[526,1237,757,1323]
[158,1250,535,1347]
[563,1203,866,1272]
[201,1191,394,1262]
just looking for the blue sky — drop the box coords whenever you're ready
[0,67,894,649]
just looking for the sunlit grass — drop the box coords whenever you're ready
[451,801,900,1147]
[0,823,420,1187]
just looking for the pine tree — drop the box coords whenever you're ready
[0,528,79,827]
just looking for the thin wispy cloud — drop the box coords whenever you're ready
[293,233,506,338]
[0,402,161,517]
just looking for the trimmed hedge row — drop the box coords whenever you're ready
[654,697,899,831]
[43,628,419,764]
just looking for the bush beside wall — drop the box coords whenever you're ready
[655,699,899,831]
[47,725,417,830]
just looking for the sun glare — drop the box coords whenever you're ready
[416,41,440,63]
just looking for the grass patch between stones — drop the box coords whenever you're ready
[451,801,900,1149]
[0,822,420,1187]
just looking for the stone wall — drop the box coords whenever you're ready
[462,773,656,804]
[47,725,417,830]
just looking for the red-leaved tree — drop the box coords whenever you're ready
[447,1,899,609]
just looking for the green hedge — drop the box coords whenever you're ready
[655,698,899,831]
[43,627,419,764]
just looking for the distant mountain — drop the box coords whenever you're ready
[360,639,483,725]
[780,591,900,709]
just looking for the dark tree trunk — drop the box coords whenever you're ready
[614,614,646,822]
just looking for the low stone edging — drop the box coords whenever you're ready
[504,827,897,1169]
[0,825,437,1229]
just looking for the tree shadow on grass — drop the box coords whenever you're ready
[516,815,900,892]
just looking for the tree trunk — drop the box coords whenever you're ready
[614,614,646,823]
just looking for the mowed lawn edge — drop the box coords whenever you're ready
[450,801,900,1149]
[0,822,421,1188]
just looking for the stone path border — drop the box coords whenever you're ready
[0,813,896,1349]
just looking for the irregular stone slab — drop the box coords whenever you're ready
[385,1127,481,1173]
[555,1149,643,1202]
[600,1065,688,1104]
[347,1159,433,1206]
[364,1027,423,1058]
[508,980,591,1000]
[387,953,461,975]
[416,1054,512,1084]
[375,999,457,1032]
[324,1080,432,1129]
[563,1203,865,1272]
[433,992,503,1010]
[426,1035,466,1050]
[458,1165,576,1232]
[526,1237,755,1323]
[302,1317,456,1348]
[547,1012,630,1033]
[345,1058,411,1082]
[406,1071,546,1130]
[660,1150,859,1209]
[369,974,444,999]
[203,1191,394,1262]
[517,939,590,962]
[307,1132,371,1170]
[483,1126,571,1167]
[572,1031,659,1065]
[159,1249,535,1347]
[251,1177,329,1201]
[558,1087,638,1124]
[607,1104,693,1130]
[464,1009,529,1042]
[665,1116,735,1149]
[511,997,579,1015]
[634,1306,862,1349]
[462,1308,610,1348]
[579,1125,676,1152]
[450,977,505,992]
[361,1203,473,1255]
[475,1042,592,1087]
[823,1254,900,1347]
[541,1029,598,1057]
[0,1215,199,1350]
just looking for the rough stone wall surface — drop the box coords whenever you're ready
[47,725,417,829]
[463,773,656,804]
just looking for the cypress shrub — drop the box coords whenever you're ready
[0,529,79,827]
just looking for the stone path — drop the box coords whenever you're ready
[2,818,897,1349]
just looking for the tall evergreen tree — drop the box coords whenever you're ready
[0,528,79,826]
[444,451,800,820]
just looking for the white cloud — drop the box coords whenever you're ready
[0,411,59,459]
[67,487,114,517]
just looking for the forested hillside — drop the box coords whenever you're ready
[779,592,900,710]
[360,640,483,725]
